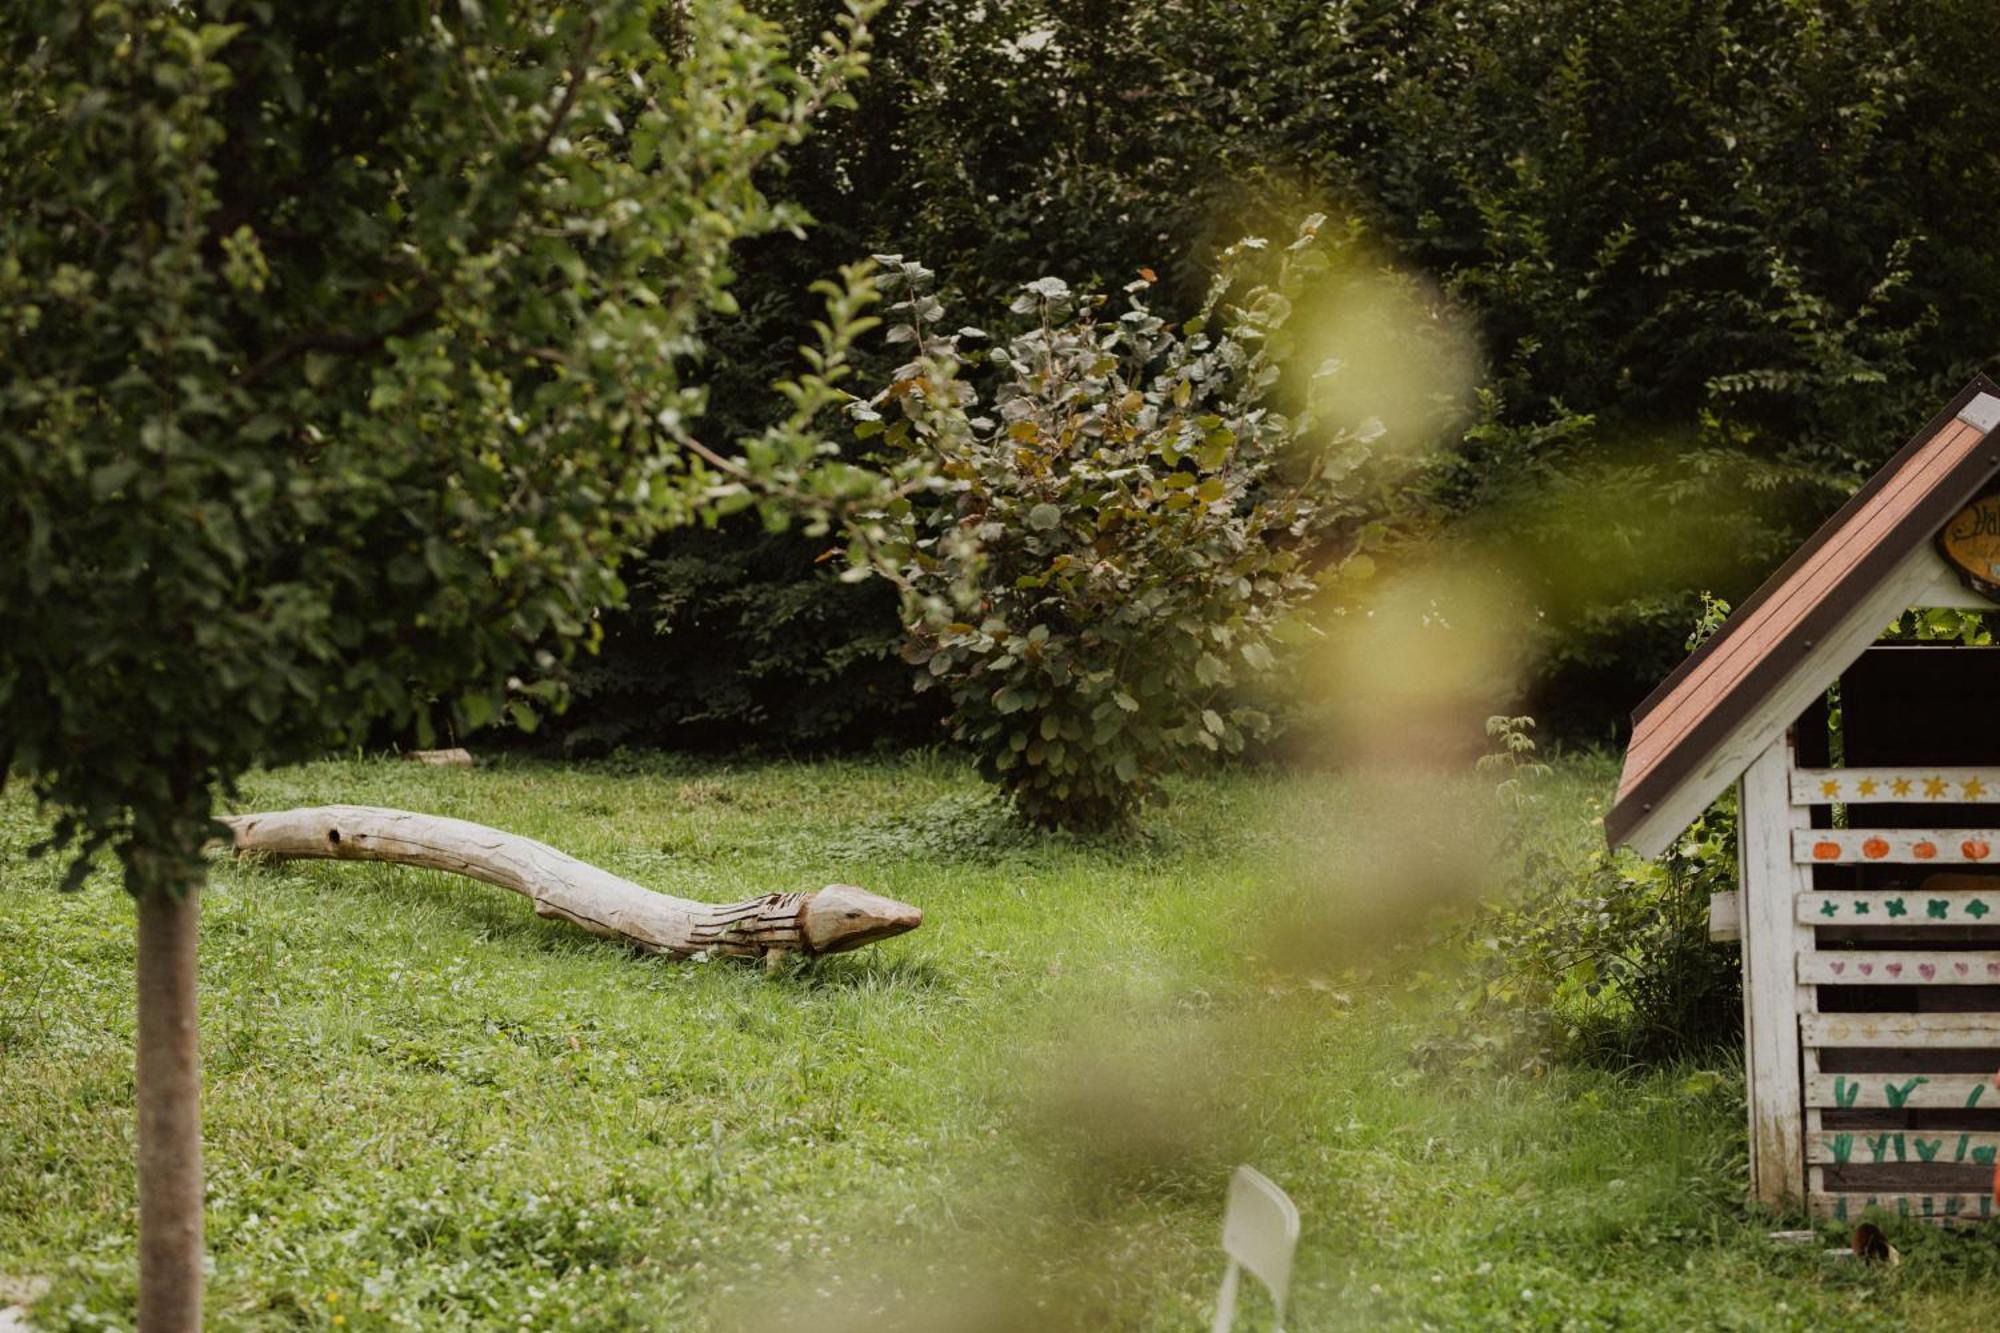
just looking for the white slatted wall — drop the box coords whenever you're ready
[1758,753,2000,1223]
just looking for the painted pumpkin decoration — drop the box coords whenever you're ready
[1914,841,1938,860]
[1862,837,1890,860]
[1813,841,1843,861]
[1967,840,1993,861]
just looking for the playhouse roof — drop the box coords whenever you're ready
[1606,375,2000,858]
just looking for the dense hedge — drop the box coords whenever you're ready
[551,0,2000,754]
[554,526,938,756]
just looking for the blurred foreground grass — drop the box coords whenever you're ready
[4,753,1998,1329]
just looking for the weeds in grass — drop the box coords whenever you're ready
[1437,723,1741,1071]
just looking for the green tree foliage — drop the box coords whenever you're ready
[0,0,874,1318]
[560,0,1307,754]
[862,222,1372,830]
[591,0,2000,751]
[1,0,874,882]
[1328,0,1989,729]
[555,526,938,755]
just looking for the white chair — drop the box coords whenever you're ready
[1212,1164,1300,1333]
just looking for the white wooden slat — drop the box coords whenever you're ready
[1790,768,2000,805]
[1741,737,1813,1207]
[1792,828,2000,865]
[1908,542,2000,610]
[1798,890,2000,926]
[1793,741,1829,1208]
[1809,1192,1996,1223]
[1807,1072,2000,1110]
[1709,890,1741,942]
[1805,1044,1825,1200]
[1798,952,2000,984]
[1738,770,1766,1201]
[1810,1129,2000,1165]
[1795,765,1828,1205]
[1803,1013,2000,1048]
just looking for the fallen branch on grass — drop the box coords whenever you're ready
[220,805,921,965]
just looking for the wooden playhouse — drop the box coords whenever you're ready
[1607,375,2000,1223]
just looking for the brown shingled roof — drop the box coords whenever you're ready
[1606,375,2000,857]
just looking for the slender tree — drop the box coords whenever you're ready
[0,1,876,1326]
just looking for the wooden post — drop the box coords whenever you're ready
[1738,734,1814,1209]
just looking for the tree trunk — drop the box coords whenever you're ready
[135,878,202,1333]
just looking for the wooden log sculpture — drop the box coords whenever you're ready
[221,805,921,966]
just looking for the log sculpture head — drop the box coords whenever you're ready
[800,884,924,954]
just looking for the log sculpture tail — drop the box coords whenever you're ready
[220,805,921,963]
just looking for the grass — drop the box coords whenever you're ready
[4,752,2000,1329]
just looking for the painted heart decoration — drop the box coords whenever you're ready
[1887,963,1904,976]
[1957,962,1971,975]
[1920,963,1936,980]
[1861,963,1875,975]
[1831,962,1846,974]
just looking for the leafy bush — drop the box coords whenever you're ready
[845,1,2000,737]
[859,221,1376,830]
[563,0,2000,752]
[1438,718,1742,1070]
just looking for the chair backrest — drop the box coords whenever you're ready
[1213,1164,1301,1332]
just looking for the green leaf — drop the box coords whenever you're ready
[460,692,498,730]
[89,461,138,499]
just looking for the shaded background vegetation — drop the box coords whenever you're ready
[558,0,2000,756]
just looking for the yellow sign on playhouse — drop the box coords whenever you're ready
[1938,492,2000,602]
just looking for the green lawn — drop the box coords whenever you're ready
[5,754,2000,1329]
